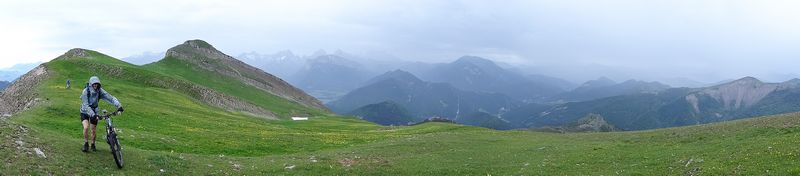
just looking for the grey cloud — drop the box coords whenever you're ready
[2,0,800,83]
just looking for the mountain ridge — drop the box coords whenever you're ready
[156,40,328,111]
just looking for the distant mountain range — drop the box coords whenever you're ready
[340,63,800,131]
[290,55,376,102]
[327,70,518,129]
[328,57,680,130]
[238,50,305,79]
[121,51,165,65]
[547,77,671,102]
[417,56,566,101]
[513,77,800,130]
[114,48,800,131]
[0,81,10,90]
[0,63,41,82]
[526,74,579,91]
[235,50,409,103]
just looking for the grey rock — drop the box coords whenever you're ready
[34,148,45,158]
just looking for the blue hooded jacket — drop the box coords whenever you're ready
[80,76,122,117]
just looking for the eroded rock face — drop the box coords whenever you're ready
[0,65,48,115]
[683,77,800,114]
[165,40,328,111]
[149,78,278,119]
[564,114,618,132]
[689,77,778,111]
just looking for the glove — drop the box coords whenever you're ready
[93,115,101,120]
[116,107,124,115]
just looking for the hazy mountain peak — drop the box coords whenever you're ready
[310,49,328,58]
[719,76,763,87]
[0,62,43,82]
[123,51,166,65]
[661,77,709,88]
[333,49,347,56]
[275,50,296,57]
[419,55,564,100]
[735,76,761,83]
[447,56,507,78]
[577,77,616,88]
[239,50,298,61]
[620,79,641,84]
[364,69,423,86]
[779,78,800,89]
[312,54,340,60]
[384,69,417,78]
[309,55,362,67]
[619,79,668,87]
[777,78,800,89]
[595,76,615,83]
[453,56,495,66]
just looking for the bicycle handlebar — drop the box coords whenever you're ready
[99,109,121,119]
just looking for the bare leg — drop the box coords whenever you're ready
[90,124,97,144]
[82,120,90,143]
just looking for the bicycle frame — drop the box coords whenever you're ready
[99,110,119,137]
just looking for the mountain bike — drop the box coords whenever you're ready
[99,109,124,168]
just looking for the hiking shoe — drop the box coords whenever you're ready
[82,142,89,152]
[90,143,97,152]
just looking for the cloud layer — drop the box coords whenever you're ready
[1,0,799,83]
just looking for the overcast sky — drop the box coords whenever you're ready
[1,0,800,83]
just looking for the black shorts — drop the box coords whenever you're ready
[81,113,99,125]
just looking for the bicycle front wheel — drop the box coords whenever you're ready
[110,134,124,168]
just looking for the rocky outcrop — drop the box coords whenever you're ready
[165,40,328,111]
[561,114,618,132]
[0,64,48,115]
[55,48,89,60]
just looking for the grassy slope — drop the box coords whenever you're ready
[142,56,326,118]
[2,52,799,175]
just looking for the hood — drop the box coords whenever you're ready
[88,76,101,87]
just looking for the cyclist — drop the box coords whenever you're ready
[80,76,124,152]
